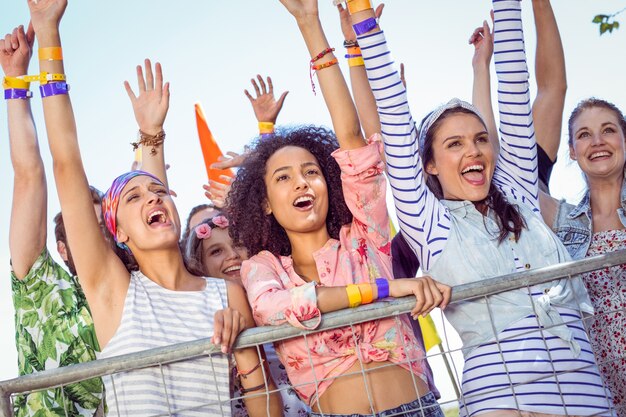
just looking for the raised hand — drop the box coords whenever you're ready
[202,177,232,209]
[337,3,384,42]
[389,276,451,320]
[124,59,170,135]
[469,15,494,69]
[27,0,67,33]
[210,151,248,171]
[244,75,288,124]
[0,24,35,76]
[278,0,320,21]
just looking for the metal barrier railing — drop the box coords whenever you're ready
[2,250,625,417]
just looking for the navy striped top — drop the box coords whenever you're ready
[357,0,537,272]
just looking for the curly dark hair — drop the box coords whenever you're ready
[226,126,353,257]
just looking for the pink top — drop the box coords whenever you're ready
[241,138,426,406]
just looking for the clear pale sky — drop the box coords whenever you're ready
[0,0,625,403]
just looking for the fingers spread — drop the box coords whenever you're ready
[257,74,267,95]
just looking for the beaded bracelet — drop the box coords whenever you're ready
[130,130,166,156]
[311,58,338,71]
[309,48,338,94]
[343,39,359,48]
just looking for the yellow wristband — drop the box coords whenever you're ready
[258,121,275,135]
[22,72,66,85]
[357,283,374,304]
[346,284,362,308]
[348,57,365,67]
[38,47,63,61]
[347,0,372,15]
[2,76,30,90]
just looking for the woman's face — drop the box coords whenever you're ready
[425,113,495,202]
[264,146,329,235]
[570,106,626,180]
[201,227,248,281]
[115,176,181,251]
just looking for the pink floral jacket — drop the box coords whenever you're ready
[241,138,426,405]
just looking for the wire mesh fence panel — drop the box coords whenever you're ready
[1,251,625,417]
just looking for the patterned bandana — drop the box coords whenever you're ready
[417,98,486,155]
[102,170,164,249]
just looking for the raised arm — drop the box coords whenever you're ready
[350,4,450,271]
[531,0,566,167]
[470,18,499,149]
[491,0,539,211]
[279,0,365,150]
[2,24,46,279]
[28,0,128,302]
[337,3,382,139]
[124,59,170,187]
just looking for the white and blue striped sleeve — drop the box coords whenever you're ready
[357,31,450,271]
[492,0,540,212]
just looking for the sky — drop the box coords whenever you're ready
[0,0,625,404]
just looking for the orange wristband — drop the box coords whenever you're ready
[347,0,372,15]
[38,47,63,61]
[358,283,374,304]
[312,58,339,71]
[346,46,361,55]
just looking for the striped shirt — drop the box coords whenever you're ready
[99,271,231,417]
[357,0,537,272]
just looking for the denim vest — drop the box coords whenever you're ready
[553,178,626,260]
[426,199,593,358]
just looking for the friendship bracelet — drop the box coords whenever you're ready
[130,130,166,156]
[346,284,362,308]
[309,48,337,95]
[239,383,267,395]
[311,58,338,71]
[258,121,274,135]
[343,39,359,48]
[3,76,30,90]
[347,0,372,15]
[39,82,69,98]
[352,17,378,36]
[310,47,335,63]
[348,57,365,67]
[4,88,32,100]
[38,47,63,61]
[357,283,374,304]
[237,359,265,379]
[375,278,389,299]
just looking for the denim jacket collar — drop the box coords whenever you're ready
[567,166,626,220]
[441,199,474,218]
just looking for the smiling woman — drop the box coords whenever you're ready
[352,0,613,415]
[544,98,626,414]
[22,0,283,416]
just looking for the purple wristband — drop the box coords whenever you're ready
[352,17,377,36]
[4,88,32,100]
[375,278,389,299]
[40,81,70,98]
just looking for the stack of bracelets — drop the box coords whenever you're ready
[2,47,68,100]
[345,278,389,308]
